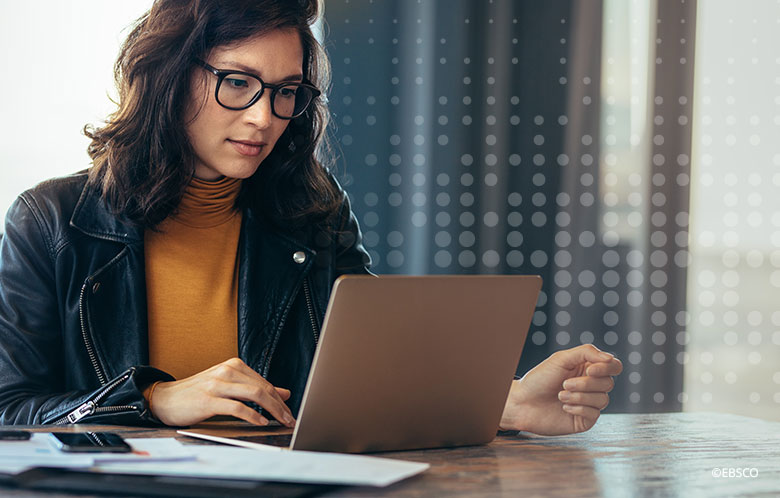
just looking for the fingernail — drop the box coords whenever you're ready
[558,391,571,402]
[599,352,613,360]
[284,414,294,425]
[563,379,576,390]
[562,404,573,412]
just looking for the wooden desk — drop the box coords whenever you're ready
[7,412,780,497]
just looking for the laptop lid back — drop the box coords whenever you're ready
[290,275,542,453]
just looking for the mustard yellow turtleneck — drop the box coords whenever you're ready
[144,176,243,380]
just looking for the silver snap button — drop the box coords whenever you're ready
[293,251,306,264]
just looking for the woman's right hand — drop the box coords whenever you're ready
[147,357,295,427]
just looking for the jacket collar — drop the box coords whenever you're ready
[69,180,144,243]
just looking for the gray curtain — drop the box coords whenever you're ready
[324,0,696,413]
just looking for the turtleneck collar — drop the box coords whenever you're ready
[172,176,242,228]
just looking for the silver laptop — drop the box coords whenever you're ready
[181,275,541,452]
[287,274,542,453]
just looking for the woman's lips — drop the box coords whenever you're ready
[228,139,265,157]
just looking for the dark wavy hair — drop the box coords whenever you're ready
[85,0,341,230]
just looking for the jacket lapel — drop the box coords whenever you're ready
[69,181,143,245]
[68,181,316,382]
[238,209,315,376]
[70,182,149,381]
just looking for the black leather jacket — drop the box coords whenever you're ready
[0,172,370,425]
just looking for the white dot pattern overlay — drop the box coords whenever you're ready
[324,0,778,417]
[684,0,780,422]
[327,1,581,385]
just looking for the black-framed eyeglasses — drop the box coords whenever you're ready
[195,59,321,119]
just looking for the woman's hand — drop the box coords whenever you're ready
[148,357,296,427]
[499,344,623,436]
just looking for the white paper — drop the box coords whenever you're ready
[94,437,196,464]
[0,433,93,463]
[97,444,430,487]
[0,456,94,475]
[0,435,428,486]
[0,435,195,475]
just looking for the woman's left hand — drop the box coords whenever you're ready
[499,344,623,435]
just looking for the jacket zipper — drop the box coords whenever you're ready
[262,275,319,377]
[50,372,137,425]
[303,277,320,344]
[79,280,107,385]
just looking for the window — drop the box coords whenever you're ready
[684,1,780,420]
[0,2,153,226]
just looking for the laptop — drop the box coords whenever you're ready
[181,275,541,453]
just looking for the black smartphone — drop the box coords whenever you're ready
[49,432,132,453]
[0,430,31,440]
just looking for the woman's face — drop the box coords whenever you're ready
[185,28,304,181]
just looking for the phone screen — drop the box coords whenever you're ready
[50,432,132,453]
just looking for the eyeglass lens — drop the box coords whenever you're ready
[218,73,315,118]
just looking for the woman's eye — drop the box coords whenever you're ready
[225,77,250,89]
[278,87,297,98]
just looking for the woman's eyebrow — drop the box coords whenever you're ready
[217,60,303,82]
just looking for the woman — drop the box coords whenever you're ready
[0,0,621,435]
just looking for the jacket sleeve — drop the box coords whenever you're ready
[0,195,172,426]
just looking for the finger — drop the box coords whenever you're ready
[275,387,291,400]
[211,360,296,425]
[226,364,294,415]
[558,391,610,410]
[562,375,614,393]
[586,358,623,377]
[212,398,270,426]
[561,404,600,432]
[208,380,295,427]
[255,386,296,427]
[552,344,615,370]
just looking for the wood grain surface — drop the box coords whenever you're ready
[6,412,779,497]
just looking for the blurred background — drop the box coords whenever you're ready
[0,0,778,419]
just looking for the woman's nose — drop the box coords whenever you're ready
[243,91,274,129]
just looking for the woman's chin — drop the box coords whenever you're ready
[194,162,261,181]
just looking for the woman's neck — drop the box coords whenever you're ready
[171,176,242,228]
